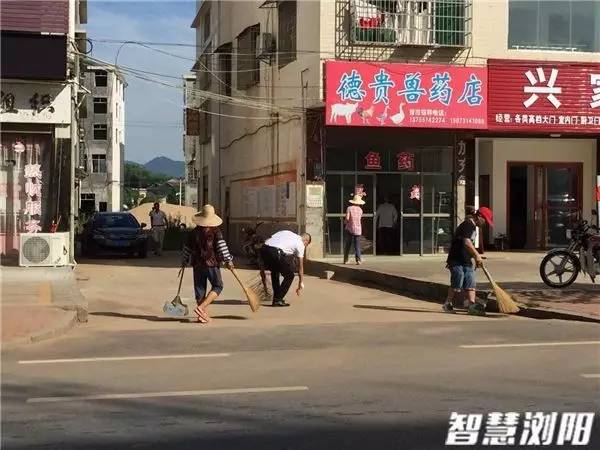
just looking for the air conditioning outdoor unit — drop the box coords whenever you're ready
[256,32,275,63]
[19,232,70,267]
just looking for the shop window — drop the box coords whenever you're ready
[421,147,453,173]
[93,97,107,114]
[93,124,107,140]
[278,1,297,68]
[95,70,108,87]
[327,148,356,171]
[91,154,107,173]
[508,0,600,52]
[237,24,260,90]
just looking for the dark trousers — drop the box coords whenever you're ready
[378,227,395,255]
[344,231,362,263]
[193,266,224,302]
[260,245,295,301]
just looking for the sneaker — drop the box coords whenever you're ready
[468,303,486,317]
[442,302,455,314]
[272,300,290,307]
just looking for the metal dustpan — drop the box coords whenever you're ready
[163,266,189,317]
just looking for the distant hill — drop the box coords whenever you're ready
[141,157,185,178]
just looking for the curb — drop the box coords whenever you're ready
[306,260,600,323]
[2,310,79,351]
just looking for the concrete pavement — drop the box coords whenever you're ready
[307,252,600,321]
[2,253,599,449]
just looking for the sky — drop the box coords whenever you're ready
[87,1,196,164]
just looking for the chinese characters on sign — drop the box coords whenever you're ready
[409,185,421,201]
[397,152,415,171]
[456,141,467,186]
[326,61,487,129]
[29,93,55,114]
[364,152,382,170]
[488,61,600,133]
[446,411,595,446]
[23,144,43,233]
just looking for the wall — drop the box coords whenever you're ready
[491,138,597,237]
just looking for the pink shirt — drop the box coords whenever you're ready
[345,205,363,236]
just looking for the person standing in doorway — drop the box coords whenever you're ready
[344,194,364,265]
[376,196,398,255]
[259,230,311,307]
[149,202,167,256]
[443,207,494,316]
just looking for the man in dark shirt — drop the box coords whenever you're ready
[443,207,494,316]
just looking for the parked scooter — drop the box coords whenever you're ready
[539,211,600,288]
[241,221,265,266]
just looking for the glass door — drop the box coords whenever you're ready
[545,165,582,248]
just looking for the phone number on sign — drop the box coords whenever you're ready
[409,116,446,124]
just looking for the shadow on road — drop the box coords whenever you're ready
[353,304,509,319]
[90,311,192,324]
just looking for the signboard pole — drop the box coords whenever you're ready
[474,138,480,248]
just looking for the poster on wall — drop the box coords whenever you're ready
[325,61,487,129]
[488,60,600,133]
[257,185,275,218]
[242,187,258,218]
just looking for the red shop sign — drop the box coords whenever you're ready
[325,61,487,129]
[488,59,600,133]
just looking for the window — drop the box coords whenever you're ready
[95,70,107,87]
[278,1,297,68]
[203,12,211,43]
[98,202,107,212]
[93,124,107,140]
[93,97,107,114]
[217,43,232,97]
[91,154,107,173]
[509,0,600,52]
[237,24,260,90]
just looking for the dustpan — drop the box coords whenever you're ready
[163,266,189,317]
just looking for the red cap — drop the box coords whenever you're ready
[478,207,494,227]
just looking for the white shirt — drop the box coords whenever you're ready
[265,230,305,257]
[376,203,398,228]
[149,210,167,227]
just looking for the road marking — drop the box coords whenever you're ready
[581,374,600,379]
[460,341,600,349]
[27,386,309,403]
[19,353,231,365]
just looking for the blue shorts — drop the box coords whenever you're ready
[449,265,476,290]
[193,266,224,301]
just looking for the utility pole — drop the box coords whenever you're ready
[69,41,80,263]
[179,177,182,206]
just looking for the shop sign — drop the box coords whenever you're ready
[0,83,70,124]
[397,152,415,171]
[456,141,467,186]
[488,60,600,133]
[325,61,487,129]
[364,151,382,170]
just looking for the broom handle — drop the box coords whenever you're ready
[481,265,495,285]
[176,265,185,296]
[228,267,245,289]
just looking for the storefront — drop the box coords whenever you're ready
[481,60,600,250]
[323,60,488,256]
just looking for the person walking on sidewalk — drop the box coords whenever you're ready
[344,194,364,265]
[259,230,311,307]
[443,207,494,316]
[149,202,167,256]
[183,204,233,323]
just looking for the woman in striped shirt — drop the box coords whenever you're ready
[183,205,233,323]
[344,194,365,265]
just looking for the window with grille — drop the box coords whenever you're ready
[197,53,211,90]
[91,154,107,173]
[95,70,107,87]
[203,12,211,43]
[93,124,107,140]
[217,43,233,97]
[278,1,297,68]
[509,0,599,52]
[237,24,260,90]
[93,97,107,114]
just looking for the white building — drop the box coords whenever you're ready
[190,0,600,257]
[79,66,126,213]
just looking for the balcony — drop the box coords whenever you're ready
[343,0,471,49]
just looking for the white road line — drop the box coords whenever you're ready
[460,341,600,349]
[27,386,309,403]
[581,374,600,379]
[19,353,231,365]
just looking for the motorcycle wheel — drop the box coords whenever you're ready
[539,250,580,288]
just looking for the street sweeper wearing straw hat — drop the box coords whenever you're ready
[182,204,233,323]
[443,207,494,316]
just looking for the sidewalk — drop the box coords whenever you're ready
[305,252,599,322]
[1,266,88,349]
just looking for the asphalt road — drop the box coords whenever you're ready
[2,257,600,449]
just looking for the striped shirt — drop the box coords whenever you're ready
[345,205,363,236]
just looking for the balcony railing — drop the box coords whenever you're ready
[349,0,470,48]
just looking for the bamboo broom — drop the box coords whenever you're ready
[481,266,520,314]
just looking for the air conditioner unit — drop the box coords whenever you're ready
[256,32,275,63]
[19,233,70,267]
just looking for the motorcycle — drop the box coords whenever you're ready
[539,212,600,288]
[241,221,265,265]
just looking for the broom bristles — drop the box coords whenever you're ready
[247,273,272,305]
[492,283,520,314]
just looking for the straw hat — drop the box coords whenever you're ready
[192,204,223,227]
[349,194,365,205]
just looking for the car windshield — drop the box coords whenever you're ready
[94,214,139,229]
